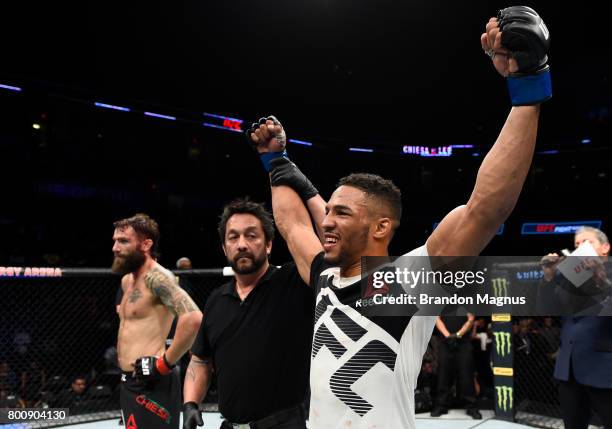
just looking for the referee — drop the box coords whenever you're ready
[182,198,314,429]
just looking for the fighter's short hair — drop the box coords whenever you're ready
[337,173,402,228]
[113,213,160,258]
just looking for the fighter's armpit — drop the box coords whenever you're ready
[145,267,200,315]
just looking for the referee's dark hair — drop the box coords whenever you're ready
[337,173,402,230]
[218,198,275,244]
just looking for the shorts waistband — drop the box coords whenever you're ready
[120,371,135,382]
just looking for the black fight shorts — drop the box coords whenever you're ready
[120,368,181,429]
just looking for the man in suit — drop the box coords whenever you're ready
[538,227,612,429]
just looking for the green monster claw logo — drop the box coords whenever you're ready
[493,332,512,357]
[495,385,513,412]
[491,277,509,297]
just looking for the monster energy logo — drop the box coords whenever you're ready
[492,277,509,297]
[493,332,511,357]
[495,385,513,412]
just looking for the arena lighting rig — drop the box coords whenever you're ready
[1,81,590,157]
[0,80,514,158]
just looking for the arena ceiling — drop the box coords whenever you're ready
[2,1,610,149]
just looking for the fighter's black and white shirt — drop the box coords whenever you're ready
[308,245,437,429]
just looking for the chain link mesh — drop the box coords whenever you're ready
[512,316,562,428]
[0,269,226,427]
[2,269,577,428]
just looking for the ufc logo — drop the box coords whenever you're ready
[141,359,151,375]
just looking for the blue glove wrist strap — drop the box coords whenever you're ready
[260,151,289,172]
[507,65,552,106]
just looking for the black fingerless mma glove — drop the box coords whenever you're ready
[245,115,288,172]
[498,6,552,105]
[133,354,174,382]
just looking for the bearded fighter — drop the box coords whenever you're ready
[112,213,203,429]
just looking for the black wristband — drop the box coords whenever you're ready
[269,157,319,201]
[163,353,175,369]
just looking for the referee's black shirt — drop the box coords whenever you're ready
[191,262,314,423]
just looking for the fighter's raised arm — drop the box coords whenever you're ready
[427,7,551,257]
[247,117,323,284]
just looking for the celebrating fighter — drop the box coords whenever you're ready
[248,7,551,428]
